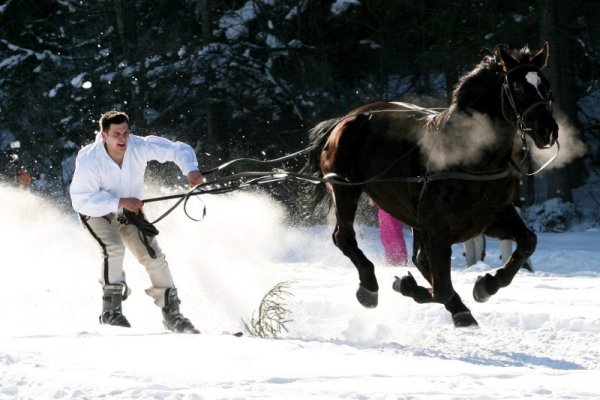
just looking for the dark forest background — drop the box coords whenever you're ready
[1,0,599,229]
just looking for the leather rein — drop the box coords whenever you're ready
[143,66,559,222]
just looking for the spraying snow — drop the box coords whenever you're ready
[1,183,599,399]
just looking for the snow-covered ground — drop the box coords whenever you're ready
[1,183,599,399]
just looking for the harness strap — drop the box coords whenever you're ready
[138,230,157,259]
[118,210,159,259]
[141,165,513,223]
[383,168,513,184]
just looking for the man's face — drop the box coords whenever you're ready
[101,122,129,158]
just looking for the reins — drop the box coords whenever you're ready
[511,137,560,176]
[142,144,512,224]
[143,70,559,223]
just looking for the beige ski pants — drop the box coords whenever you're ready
[80,213,175,308]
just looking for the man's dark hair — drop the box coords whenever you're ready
[99,110,129,132]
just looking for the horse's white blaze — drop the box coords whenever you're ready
[525,71,544,100]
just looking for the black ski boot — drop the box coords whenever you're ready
[99,284,131,327]
[162,288,199,334]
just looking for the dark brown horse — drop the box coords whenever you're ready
[305,43,558,327]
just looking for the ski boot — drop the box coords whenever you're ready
[162,288,200,334]
[99,284,131,327]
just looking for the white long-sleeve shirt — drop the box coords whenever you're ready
[70,133,198,217]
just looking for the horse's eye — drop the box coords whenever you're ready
[513,83,525,95]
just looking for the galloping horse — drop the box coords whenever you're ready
[305,43,558,327]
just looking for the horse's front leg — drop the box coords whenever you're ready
[473,205,536,302]
[331,187,379,308]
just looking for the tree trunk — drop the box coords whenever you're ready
[113,0,137,59]
[540,0,576,203]
[197,0,221,153]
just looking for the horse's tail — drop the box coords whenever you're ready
[301,117,341,209]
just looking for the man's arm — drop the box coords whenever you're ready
[139,135,199,177]
[70,158,120,217]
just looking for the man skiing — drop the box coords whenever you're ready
[70,110,203,333]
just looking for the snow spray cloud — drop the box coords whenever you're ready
[529,112,586,169]
[419,110,586,171]
[0,184,99,334]
[140,185,286,324]
[141,183,347,329]
[420,111,498,171]
[0,184,95,276]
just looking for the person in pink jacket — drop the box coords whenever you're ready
[370,200,408,266]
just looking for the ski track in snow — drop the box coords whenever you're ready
[1,183,599,399]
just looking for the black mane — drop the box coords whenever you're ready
[452,45,535,113]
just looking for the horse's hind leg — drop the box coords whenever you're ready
[330,186,379,307]
[394,232,435,303]
[473,206,537,303]
[394,231,477,327]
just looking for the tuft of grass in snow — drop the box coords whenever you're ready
[243,281,295,338]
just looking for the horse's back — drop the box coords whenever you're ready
[321,100,516,235]
[321,102,427,175]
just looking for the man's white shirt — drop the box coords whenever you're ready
[70,133,198,217]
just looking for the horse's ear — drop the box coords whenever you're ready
[531,42,549,69]
[495,45,517,72]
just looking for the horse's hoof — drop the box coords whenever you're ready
[392,273,416,297]
[473,273,494,303]
[452,311,479,328]
[356,286,378,308]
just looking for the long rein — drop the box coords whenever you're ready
[142,107,558,224]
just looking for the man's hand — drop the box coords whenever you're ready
[119,197,143,213]
[187,170,204,186]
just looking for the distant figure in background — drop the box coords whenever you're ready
[369,199,408,266]
[14,166,31,188]
[500,239,533,271]
[463,235,486,267]
[464,235,533,272]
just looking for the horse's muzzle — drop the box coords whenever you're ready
[531,117,558,149]
[545,125,559,148]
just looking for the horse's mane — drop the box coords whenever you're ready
[424,45,538,135]
[451,45,536,112]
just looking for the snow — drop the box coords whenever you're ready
[70,73,86,88]
[1,183,600,399]
[48,82,64,98]
[331,0,361,16]
[219,1,259,41]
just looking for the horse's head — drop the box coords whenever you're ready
[496,42,558,149]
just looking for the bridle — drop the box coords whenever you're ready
[500,64,559,175]
[500,64,553,141]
